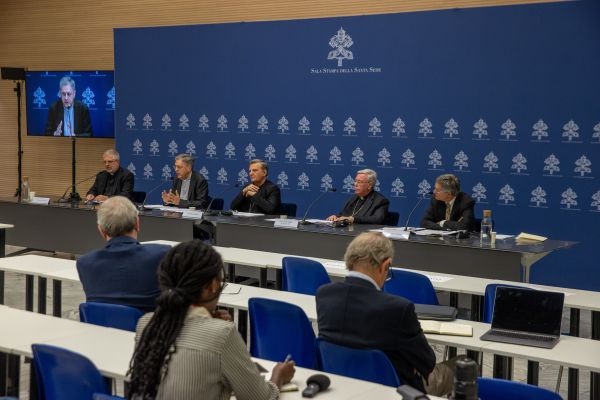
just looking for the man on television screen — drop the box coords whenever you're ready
[44,76,93,136]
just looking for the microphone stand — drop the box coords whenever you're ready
[63,136,81,203]
[300,188,336,225]
[204,183,239,217]
[403,191,432,231]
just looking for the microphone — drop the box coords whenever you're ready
[403,191,433,231]
[139,177,174,211]
[300,188,337,225]
[204,183,240,216]
[302,374,331,398]
[58,173,97,203]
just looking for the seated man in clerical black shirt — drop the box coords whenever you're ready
[86,149,134,202]
[420,173,476,231]
[162,153,209,209]
[230,159,281,214]
[326,168,389,224]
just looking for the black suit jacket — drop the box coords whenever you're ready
[420,191,476,231]
[87,167,134,200]
[338,190,389,224]
[230,179,281,214]
[44,99,93,136]
[316,277,436,391]
[169,171,209,209]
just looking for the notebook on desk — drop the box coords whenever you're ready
[480,287,564,349]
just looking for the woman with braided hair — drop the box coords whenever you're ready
[127,239,295,399]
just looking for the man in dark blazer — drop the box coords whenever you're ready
[420,174,476,231]
[45,76,92,136]
[327,169,389,224]
[317,232,454,396]
[76,196,170,312]
[86,149,134,202]
[162,153,209,209]
[230,159,280,214]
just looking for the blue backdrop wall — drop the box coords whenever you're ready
[114,1,600,290]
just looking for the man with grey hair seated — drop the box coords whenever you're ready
[45,76,92,136]
[86,149,134,202]
[162,153,209,209]
[421,173,475,231]
[76,196,171,312]
[230,159,281,214]
[326,168,389,224]
[317,232,456,396]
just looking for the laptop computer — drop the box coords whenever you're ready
[480,286,564,349]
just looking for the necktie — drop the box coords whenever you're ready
[445,203,451,220]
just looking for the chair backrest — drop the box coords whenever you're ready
[79,302,144,332]
[282,257,331,295]
[248,297,316,368]
[316,338,401,387]
[132,191,146,204]
[477,377,561,400]
[385,211,400,226]
[32,344,109,400]
[209,197,224,211]
[93,394,126,400]
[483,283,526,323]
[279,202,297,217]
[383,268,439,305]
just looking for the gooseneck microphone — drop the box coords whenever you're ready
[301,374,331,398]
[139,177,174,211]
[58,173,98,203]
[204,183,240,216]
[403,191,433,231]
[300,188,337,225]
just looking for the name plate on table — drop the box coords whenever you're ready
[30,197,51,205]
[181,210,204,220]
[274,219,299,229]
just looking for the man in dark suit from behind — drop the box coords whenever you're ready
[420,173,476,231]
[86,149,134,202]
[326,168,389,224]
[230,159,281,214]
[45,76,92,136]
[76,196,171,312]
[162,153,209,209]
[317,232,455,396]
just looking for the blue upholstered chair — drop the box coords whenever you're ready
[383,268,439,305]
[477,377,561,400]
[281,257,331,296]
[248,297,316,368]
[32,344,114,400]
[315,338,401,387]
[79,302,143,332]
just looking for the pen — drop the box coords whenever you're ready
[283,354,292,363]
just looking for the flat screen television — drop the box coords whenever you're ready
[25,70,115,138]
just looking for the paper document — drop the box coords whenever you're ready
[324,261,346,270]
[423,274,454,283]
[232,211,265,217]
[420,320,473,337]
[414,229,459,236]
[516,232,547,241]
[140,204,164,209]
[305,219,333,226]
[383,227,424,233]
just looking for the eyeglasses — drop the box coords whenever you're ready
[355,180,370,185]
[385,267,394,282]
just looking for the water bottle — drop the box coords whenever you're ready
[450,358,478,400]
[21,176,30,202]
[480,209,493,244]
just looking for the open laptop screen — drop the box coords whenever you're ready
[492,287,564,336]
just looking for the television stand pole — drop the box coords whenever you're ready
[12,81,23,200]
[67,136,81,202]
